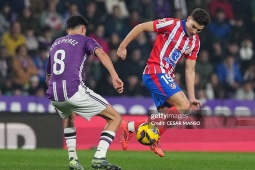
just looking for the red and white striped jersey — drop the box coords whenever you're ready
[143,18,200,78]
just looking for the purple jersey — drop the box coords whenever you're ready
[46,34,101,101]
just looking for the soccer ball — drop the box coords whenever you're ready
[136,122,160,146]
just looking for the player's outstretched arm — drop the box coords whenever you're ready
[95,48,124,94]
[117,21,154,60]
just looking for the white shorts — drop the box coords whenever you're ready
[51,85,108,120]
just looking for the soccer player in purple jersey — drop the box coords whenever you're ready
[46,15,123,170]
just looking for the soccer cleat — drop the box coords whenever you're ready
[150,140,164,157]
[91,157,121,170]
[69,157,84,170]
[120,120,133,150]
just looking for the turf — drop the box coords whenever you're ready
[0,149,254,170]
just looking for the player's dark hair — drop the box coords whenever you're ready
[66,15,88,29]
[191,8,210,26]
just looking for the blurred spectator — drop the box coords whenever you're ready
[1,21,26,57]
[227,41,240,60]
[40,1,64,38]
[125,48,145,78]
[173,0,188,18]
[89,24,109,54]
[84,1,101,36]
[230,16,249,43]
[235,81,254,100]
[29,0,45,18]
[243,65,255,82]
[0,46,9,79]
[252,0,255,19]
[130,0,156,22]
[0,45,12,95]
[27,75,45,96]
[108,33,121,50]
[208,8,231,45]
[57,0,85,16]
[122,75,143,96]
[18,7,39,35]
[209,0,234,22]
[195,49,213,87]
[7,0,27,14]
[186,0,209,14]
[173,8,185,20]
[93,0,107,16]
[205,73,225,99]
[239,37,254,73]
[194,72,203,92]
[154,0,172,18]
[27,75,41,95]
[243,65,255,94]
[25,27,39,57]
[0,3,12,38]
[103,5,129,39]
[105,0,129,18]
[209,40,224,64]
[99,49,124,80]
[216,53,243,98]
[85,57,102,91]
[128,32,152,64]
[63,3,80,22]
[33,47,49,87]
[128,9,142,29]
[1,79,13,95]
[230,0,251,22]
[38,26,53,50]
[11,45,38,88]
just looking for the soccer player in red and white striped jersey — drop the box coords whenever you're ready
[117,8,210,157]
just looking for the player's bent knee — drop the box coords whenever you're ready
[100,105,122,124]
[113,112,122,124]
[176,101,190,111]
[182,102,190,111]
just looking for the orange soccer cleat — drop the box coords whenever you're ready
[150,140,164,157]
[120,120,133,150]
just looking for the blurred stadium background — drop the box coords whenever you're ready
[1,0,255,169]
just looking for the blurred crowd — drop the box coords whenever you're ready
[0,0,255,101]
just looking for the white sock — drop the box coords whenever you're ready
[64,127,78,160]
[94,131,115,158]
[128,121,135,132]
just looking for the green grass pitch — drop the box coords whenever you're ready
[0,149,254,170]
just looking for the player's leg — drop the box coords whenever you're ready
[93,104,122,158]
[64,114,84,170]
[63,113,77,160]
[123,73,184,157]
[146,91,190,157]
[157,91,190,133]
[91,104,122,170]
[67,85,121,170]
[51,102,84,170]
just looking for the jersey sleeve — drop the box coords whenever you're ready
[46,54,51,75]
[153,18,175,32]
[185,35,200,60]
[85,38,102,56]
